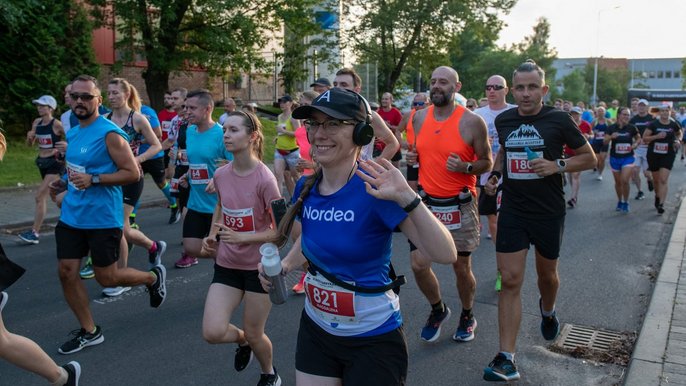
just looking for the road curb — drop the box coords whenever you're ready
[623,198,686,385]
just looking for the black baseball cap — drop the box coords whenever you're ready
[278,95,293,103]
[292,88,369,122]
[310,77,332,88]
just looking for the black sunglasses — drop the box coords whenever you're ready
[466,105,475,108]
[413,101,426,107]
[485,85,505,91]
[70,93,97,101]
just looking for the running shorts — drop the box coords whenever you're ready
[141,157,166,185]
[609,156,635,172]
[182,208,213,239]
[35,156,65,178]
[495,211,565,260]
[55,221,121,267]
[122,179,145,207]
[647,152,676,172]
[211,264,266,294]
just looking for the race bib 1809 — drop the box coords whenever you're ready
[506,151,542,180]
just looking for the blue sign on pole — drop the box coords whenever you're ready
[315,11,337,30]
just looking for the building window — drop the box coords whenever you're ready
[665,71,672,79]
[649,71,656,79]
[675,71,681,78]
[657,71,664,78]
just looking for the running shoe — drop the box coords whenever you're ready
[149,240,167,269]
[148,264,167,308]
[539,298,560,341]
[655,196,660,209]
[18,230,39,245]
[234,343,254,372]
[102,286,131,297]
[79,258,95,279]
[615,201,622,212]
[657,204,665,215]
[647,180,654,192]
[292,271,306,294]
[0,291,8,312]
[566,198,576,208]
[62,361,81,386]
[635,191,645,200]
[257,367,282,386]
[58,326,104,354]
[622,202,630,213]
[453,314,477,342]
[175,254,198,268]
[596,175,603,181]
[420,305,451,342]
[483,353,520,381]
[169,206,181,224]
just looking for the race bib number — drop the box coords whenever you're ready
[221,206,255,233]
[506,151,542,180]
[305,273,356,324]
[189,163,210,184]
[430,205,461,230]
[66,162,86,190]
[36,134,53,149]
[177,149,189,166]
[162,121,171,133]
[595,132,605,140]
[496,189,503,210]
[654,142,669,154]
[615,143,631,155]
[170,178,179,193]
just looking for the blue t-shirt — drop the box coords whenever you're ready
[61,116,128,229]
[138,105,163,160]
[294,173,407,337]
[186,123,233,213]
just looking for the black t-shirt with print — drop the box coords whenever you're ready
[495,105,588,219]
[606,123,638,159]
[629,114,654,136]
[647,119,682,157]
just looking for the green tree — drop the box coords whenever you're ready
[89,0,325,110]
[347,0,516,94]
[560,69,588,103]
[682,58,686,89]
[584,64,629,105]
[0,0,99,136]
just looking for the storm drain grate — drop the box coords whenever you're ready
[553,324,623,352]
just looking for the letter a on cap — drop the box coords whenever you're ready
[318,90,331,103]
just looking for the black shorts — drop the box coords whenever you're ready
[35,156,65,178]
[391,150,402,162]
[495,211,565,260]
[163,149,171,169]
[296,312,407,385]
[142,157,166,185]
[122,179,144,207]
[55,221,121,267]
[182,208,213,239]
[171,165,189,207]
[647,152,676,172]
[405,164,418,182]
[591,142,609,154]
[212,264,266,294]
[478,189,498,216]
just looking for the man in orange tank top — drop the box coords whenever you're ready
[405,66,492,344]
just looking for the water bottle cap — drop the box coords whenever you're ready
[259,243,278,256]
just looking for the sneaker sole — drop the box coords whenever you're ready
[420,308,451,343]
[452,318,477,342]
[483,368,520,381]
[150,241,167,269]
[151,265,167,308]
[17,236,39,245]
[102,287,132,297]
[66,361,82,386]
[79,273,95,280]
[58,334,105,355]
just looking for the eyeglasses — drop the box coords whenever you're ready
[412,101,426,107]
[69,93,97,102]
[304,119,355,135]
[485,85,505,91]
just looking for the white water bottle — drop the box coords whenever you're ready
[260,243,288,305]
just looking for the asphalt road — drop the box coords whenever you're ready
[2,166,686,385]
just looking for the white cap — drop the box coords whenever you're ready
[570,106,583,115]
[32,95,57,110]
[259,243,278,257]
[637,99,649,106]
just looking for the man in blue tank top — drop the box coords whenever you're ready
[49,75,168,355]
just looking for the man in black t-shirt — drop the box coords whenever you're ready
[482,60,596,382]
[629,99,655,199]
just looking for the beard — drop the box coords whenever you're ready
[430,87,454,107]
[72,106,95,120]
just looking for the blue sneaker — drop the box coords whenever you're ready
[615,201,622,212]
[79,258,95,280]
[539,298,560,341]
[483,353,520,381]
[452,314,477,342]
[420,306,451,342]
[18,230,39,245]
[622,202,630,213]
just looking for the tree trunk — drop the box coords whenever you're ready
[142,65,170,112]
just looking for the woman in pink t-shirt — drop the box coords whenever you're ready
[294,91,319,177]
[200,111,283,385]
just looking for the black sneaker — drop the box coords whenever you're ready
[657,204,665,214]
[147,264,167,308]
[635,191,645,200]
[62,361,81,386]
[483,353,520,381]
[655,196,660,209]
[0,291,8,312]
[58,326,104,354]
[257,367,282,386]
[234,343,254,372]
[539,298,560,341]
[169,206,181,224]
[148,241,167,269]
[647,180,654,192]
[420,305,451,342]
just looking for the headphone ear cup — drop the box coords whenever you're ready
[353,122,374,146]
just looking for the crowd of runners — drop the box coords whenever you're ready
[2,58,684,386]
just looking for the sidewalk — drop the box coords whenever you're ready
[624,197,686,385]
[0,175,167,233]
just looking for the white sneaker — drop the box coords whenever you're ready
[596,175,603,181]
[102,286,132,297]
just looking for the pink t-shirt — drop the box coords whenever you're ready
[294,126,313,176]
[213,162,281,270]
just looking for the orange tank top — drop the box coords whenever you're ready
[410,105,476,198]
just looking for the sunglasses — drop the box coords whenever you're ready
[466,105,475,108]
[69,93,97,101]
[412,101,426,107]
[485,85,505,91]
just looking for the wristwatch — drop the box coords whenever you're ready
[556,159,566,174]
[465,163,473,173]
[91,174,100,185]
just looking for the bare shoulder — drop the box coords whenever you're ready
[460,109,486,130]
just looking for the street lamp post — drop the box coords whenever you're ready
[593,5,620,107]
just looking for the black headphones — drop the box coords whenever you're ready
[351,92,374,146]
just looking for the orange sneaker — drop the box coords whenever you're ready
[292,272,306,294]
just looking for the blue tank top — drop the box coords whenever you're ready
[35,118,60,149]
[60,116,129,229]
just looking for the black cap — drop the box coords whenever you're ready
[292,88,369,122]
[310,77,332,88]
[278,95,293,103]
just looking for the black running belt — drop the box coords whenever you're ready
[303,252,406,294]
